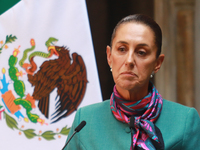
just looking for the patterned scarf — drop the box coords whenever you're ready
[110,83,164,150]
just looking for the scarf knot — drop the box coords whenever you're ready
[135,117,141,129]
[110,83,164,150]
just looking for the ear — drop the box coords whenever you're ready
[106,45,112,67]
[154,54,165,73]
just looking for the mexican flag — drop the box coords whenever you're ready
[0,0,102,150]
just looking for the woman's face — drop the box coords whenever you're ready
[107,22,164,95]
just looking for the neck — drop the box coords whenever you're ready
[115,84,149,101]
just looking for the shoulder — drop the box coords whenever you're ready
[161,99,198,116]
[162,99,192,110]
[159,99,199,122]
[78,100,110,113]
[70,100,111,132]
[75,100,111,120]
[74,99,119,133]
[157,99,200,149]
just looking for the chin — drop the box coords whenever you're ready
[115,77,144,90]
[117,81,138,91]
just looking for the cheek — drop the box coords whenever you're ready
[137,61,155,77]
[111,60,125,82]
[112,55,124,70]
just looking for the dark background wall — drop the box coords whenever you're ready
[86,0,154,100]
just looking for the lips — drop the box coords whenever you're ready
[120,71,137,77]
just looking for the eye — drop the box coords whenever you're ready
[117,46,126,53]
[137,50,146,56]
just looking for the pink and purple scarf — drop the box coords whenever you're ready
[110,83,164,150]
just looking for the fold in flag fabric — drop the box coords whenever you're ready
[0,0,102,149]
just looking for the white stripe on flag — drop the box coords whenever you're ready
[0,0,102,150]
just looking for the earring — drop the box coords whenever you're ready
[110,68,112,72]
[150,72,154,78]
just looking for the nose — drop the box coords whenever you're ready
[125,51,134,68]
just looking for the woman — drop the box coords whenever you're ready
[64,14,200,150]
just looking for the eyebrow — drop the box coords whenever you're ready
[137,43,150,47]
[116,41,150,47]
[116,41,128,45]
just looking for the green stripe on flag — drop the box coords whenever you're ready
[0,0,20,15]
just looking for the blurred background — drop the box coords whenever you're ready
[86,0,200,113]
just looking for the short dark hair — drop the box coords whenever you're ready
[110,14,162,58]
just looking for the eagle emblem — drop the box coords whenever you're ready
[0,36,88,140]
